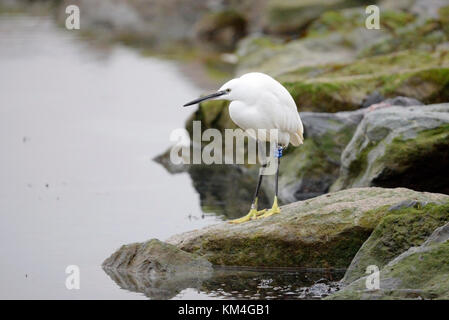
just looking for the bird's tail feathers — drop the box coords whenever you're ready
[289,129,304,146]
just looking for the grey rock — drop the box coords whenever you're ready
[331,103,449,194]
[276,108,366,203]
[387,199,428,211]
[167,187,449,268]
[328,221,449,300]
[362,91,385,108]
[102,238,213,277]
[382,96,424,107]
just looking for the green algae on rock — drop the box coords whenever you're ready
[262,0,371,36]
[331,104,449,193]
[102,238,212,276]
[327,221,449,300]
[342,202,449,284]
[167,187,449,268]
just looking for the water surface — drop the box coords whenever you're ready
[0,14,341,299]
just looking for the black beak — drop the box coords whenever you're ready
[183,90,227,107]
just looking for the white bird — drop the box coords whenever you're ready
[183,72,304,223]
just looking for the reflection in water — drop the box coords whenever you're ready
[104,267,211,300]
[188,165,271,219]
[154,151,271,219]
[104,267,344,300]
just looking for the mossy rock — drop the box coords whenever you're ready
[327,222,449,300]
[167,187,449,268]
[331,104,449,193]
[307,7,415,37]
[102,239,212,275]
[278,49,449,112]
[262,0,372,35]
[342,202,449,284]
[360,17,449,58]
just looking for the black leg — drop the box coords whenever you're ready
[251,163,267,209]
[275,156,280,198]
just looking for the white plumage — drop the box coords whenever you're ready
[218,72,304,147]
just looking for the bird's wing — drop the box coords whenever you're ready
[239,72,304,146]
[259,85,304,146]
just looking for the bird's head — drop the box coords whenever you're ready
[183,77,254,107]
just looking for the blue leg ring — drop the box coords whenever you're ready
[276,147,283,158]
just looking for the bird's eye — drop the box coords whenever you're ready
[226,88,231,93]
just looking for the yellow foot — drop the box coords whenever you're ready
[257,196,281,219]
[229,208,266,224]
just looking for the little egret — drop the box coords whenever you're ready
[183,72,304,223]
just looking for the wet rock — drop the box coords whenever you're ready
[103,267,208,300]
[153,150,271,218]
[327,221,449,300]
[187,164,271,219]
[331,103,449,194]
[102,239,213,276]
[105,265,344,300]
[194,10,248,51]
[167,187,449,268]
[341,202,449,284]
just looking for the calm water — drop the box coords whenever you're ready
[0,14,341,299]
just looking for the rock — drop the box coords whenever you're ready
[237,6,417,77]
[341,202,449,284]
[359,6,449,57]
[277,49,449,112]
[363,96,424,109]
[235,4,449,113]
[380,96,424,107]
[276,108,365,202]
[262,0,366,36]
[410,0,449,19]
[327,220,449,300]
[102,238,213,276]
[361,91,385,108]
[236,33,356,78]
[331,103,449,194]
[194,10,248,51]
[54,0,259,49]
[167,187,449,268]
